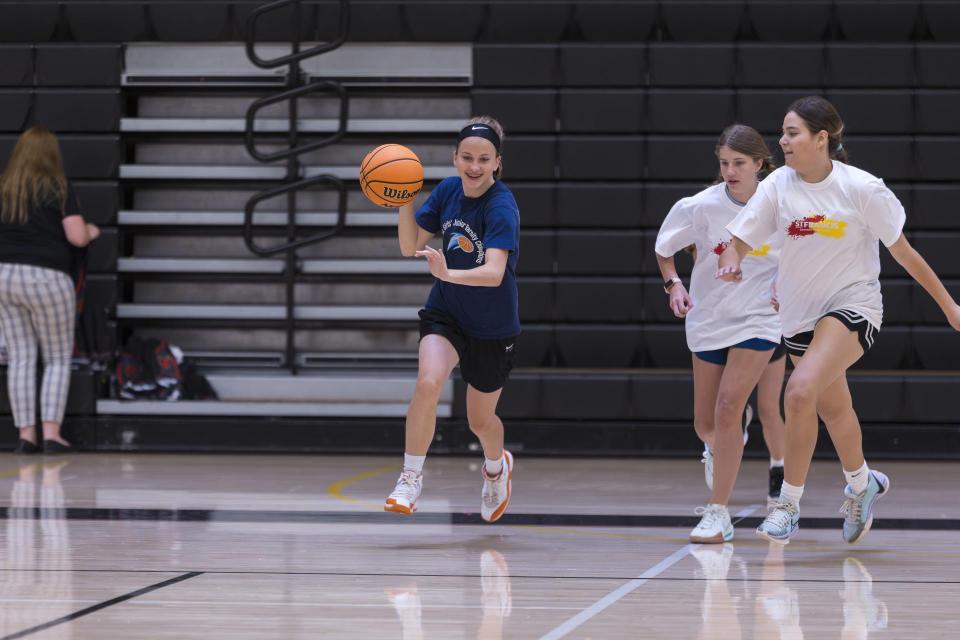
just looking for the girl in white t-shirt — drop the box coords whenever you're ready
[656,124,787,544]
[719,96,960,545]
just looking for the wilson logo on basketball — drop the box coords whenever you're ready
[381,186,421,200]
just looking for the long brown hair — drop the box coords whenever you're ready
[714,123,776,183]
[0,126,67,225]
[786,95,849,163]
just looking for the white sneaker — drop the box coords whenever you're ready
[481,450,514,523]
[702,448,714,491]
[384,469,422,516]
[690,504,734,543]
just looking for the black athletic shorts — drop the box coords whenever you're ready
[783,309,878,358]
[418,308,517,393]
[771,339,786,362]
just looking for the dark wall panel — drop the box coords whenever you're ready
[34,90,122,132]
[474,45,558,87]
[65,3,149,42]
[574,2,656,42]
[561,45,645,87]
[0,4,59,43]
[0,47,33,87]
[36,45,122,87]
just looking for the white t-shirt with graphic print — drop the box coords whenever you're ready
[655,182,782,353]
[726,162,906,339]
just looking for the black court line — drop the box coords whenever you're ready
[0,572,202,640]
[0,507,957,530]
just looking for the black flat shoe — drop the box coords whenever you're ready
[43,440,74,454]
[13,439,40,454]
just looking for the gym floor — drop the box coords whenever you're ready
[0,453,955,638]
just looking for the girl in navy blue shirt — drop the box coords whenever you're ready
[384,116,520,522]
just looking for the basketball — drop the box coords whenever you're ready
[359,144,424,207]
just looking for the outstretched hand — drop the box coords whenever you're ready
[415,245,450,282]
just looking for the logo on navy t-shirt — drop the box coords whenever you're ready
[442,219,485,264]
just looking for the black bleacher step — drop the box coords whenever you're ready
[83,414,960,458]
[0,368,105,417]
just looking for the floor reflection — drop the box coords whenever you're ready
[1,459,73,638]
[840,557,888,640]
[478,549,512,640]
[691,545,742,639]
[754,542,803,640]
[386,548,513,640]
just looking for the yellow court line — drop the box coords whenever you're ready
[0,460,69,480]
[325,462,401,511]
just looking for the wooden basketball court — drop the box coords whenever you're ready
[0,453,956,638]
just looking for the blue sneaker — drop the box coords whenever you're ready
[756,500,800,545]
[840,470,890,544]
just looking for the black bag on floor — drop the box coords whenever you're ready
[115,337,183,400]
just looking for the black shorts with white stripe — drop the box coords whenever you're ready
[782,309,879,358]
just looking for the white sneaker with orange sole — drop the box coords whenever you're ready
[481,451,514,523]
[384,469,422,515]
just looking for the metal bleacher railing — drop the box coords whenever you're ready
[241,0,350,374]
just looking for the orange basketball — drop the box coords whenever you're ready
[359,144,424,207]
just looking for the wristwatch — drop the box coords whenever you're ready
[663,276,682,293]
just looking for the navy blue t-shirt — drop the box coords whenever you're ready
[415,177,520,339]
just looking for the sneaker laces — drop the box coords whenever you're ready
[766,501,799,528]
[839,489,864,523]
[694,504,723,528]
[391,470,420,501]
[483,475,505,508]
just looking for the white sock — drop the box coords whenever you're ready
[770,457,784,468]
[779,481,804,507]
[484,455,504,477]
[844,462,870,494]
[403,453,426,475]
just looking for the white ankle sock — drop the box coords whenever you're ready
[403,453,426,475]
[484,455,504,477]
[770,457,784,468]
[844,462,870,494]
[779,481,804,506]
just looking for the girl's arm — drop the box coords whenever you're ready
[656,252,694,318]
[416,246,508,287]
[398,202,435,257]
[887,233,960,330]
[62,215,100,248]
[715,237,752,282]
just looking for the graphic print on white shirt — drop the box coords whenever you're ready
[655,182,782,353]
[726,162,906,338]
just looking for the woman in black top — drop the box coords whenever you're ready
[0,127,100,453]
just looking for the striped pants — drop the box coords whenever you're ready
[0,263,75,428]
